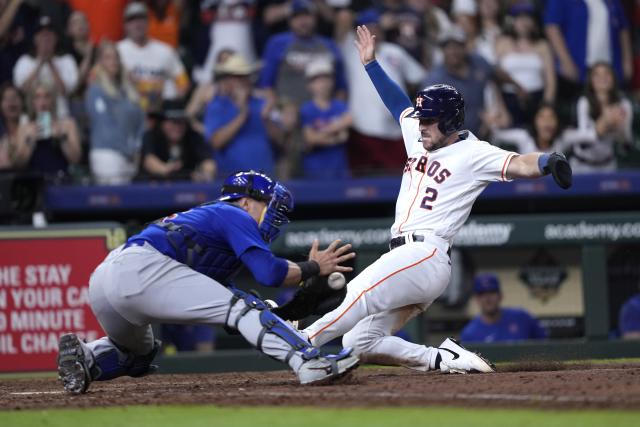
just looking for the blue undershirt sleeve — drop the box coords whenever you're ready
[240,247,289,287]
[364,60,413,123]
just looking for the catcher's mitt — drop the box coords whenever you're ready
[272,275,346,321]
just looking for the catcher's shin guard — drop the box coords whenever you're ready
[90,338,161,381]
[225,288,320,362]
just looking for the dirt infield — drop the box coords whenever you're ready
[2,363,640,411]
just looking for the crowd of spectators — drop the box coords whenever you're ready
[1,0,639,185]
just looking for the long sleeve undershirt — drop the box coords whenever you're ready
[364,60,413,123]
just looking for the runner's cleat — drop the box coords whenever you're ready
[437,337,496,374]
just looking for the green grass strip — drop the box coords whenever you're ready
[0,371,57,380]
[2,406,639,427]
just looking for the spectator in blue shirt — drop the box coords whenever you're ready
[300,59,351,179]
[258,0,347,107]
[460,273,547,343]
[204,53,281,176]
[544,0,631,101]
[620,293,640,340]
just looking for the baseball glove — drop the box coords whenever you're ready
[542,152,572,189]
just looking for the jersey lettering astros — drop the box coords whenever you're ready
[391,108,518,243]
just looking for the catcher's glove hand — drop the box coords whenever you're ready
[541,152,572,189]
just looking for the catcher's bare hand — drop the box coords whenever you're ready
[309,239,355,276]
[354,25,376,65]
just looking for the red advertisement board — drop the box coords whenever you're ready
[0,230,121,372]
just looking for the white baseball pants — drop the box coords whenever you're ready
[303,236,451,370]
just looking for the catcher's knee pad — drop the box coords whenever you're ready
[91,339,161,381]
[225,288,320,362]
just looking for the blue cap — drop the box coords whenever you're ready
[292,0,315,15]
[509,1,535,16]
[356,8,380,26]
[473,273,501,294]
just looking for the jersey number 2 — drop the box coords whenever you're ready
[420,187,438,210]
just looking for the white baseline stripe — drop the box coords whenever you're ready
[10,391,65,395]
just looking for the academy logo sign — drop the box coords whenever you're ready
[544,221,640,241]
[454,221,515,246]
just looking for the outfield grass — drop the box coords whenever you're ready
[2,406,639,427]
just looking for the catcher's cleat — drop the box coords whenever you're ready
[437,337,496,374]
[57,333,91,394]
[297,348,359,385]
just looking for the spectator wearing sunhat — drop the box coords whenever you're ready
[13,15,79,117]
[186,49,236,136]
[336,8,426,176]
[117,2,189,113]
[140,98,216,182]
[460,273,547,343]
[204,53,279,176]
[300,59,351,179]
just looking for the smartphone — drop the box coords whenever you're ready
[37,111,52,139]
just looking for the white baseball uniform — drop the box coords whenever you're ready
[303,107,517,370]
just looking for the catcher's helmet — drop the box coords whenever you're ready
[407,84,465,135]
[218,170,277,202]
[217,170,293,243]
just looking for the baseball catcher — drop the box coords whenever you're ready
[57,170,358,394]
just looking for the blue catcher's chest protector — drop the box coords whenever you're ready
[128,202,270,284]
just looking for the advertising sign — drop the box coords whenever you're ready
[0,225,125,371]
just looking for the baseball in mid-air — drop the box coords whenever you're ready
[328,272,346,290]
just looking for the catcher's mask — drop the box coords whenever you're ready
[217,170,293,243]
[259,182,293,243]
